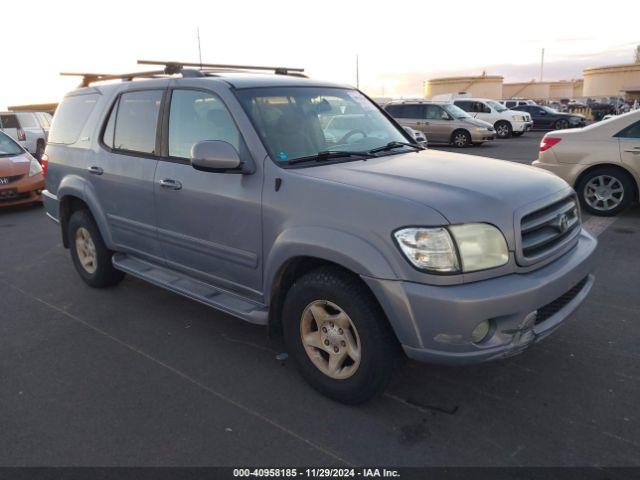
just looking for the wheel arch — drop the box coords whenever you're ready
[450,128,471,145]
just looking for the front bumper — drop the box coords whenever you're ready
[469,129,495,142]
[512,120,533,133]
[0,174,44,207]
[364,229,597,365]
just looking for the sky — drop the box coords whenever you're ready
[0,0,638,108]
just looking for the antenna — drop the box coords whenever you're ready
[356,54,360,89]
[197,27,202,68]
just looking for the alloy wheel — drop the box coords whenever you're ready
[300,300,362,380]
[584,175,624,212]
[75,227,97,274]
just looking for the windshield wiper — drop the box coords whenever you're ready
[368,141,423,154]
[287,150,377,165]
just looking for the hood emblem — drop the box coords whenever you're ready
[557,213,569,233]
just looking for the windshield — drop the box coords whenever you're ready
[0,131,23,156]
[486,100,508,112]
[441,103,470,119]
[235,87,411,163]
[541,106,559,114]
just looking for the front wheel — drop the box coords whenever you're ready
[282,267,401,404]
[494,121,512,138]
[68,210,125,287]
[451,130,471,148]
[554,119,569,130]
[576,168,634,216]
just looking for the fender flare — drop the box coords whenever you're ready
[264,226,399,300]
[57,175,115,249]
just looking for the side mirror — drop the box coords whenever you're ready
[191,140,243,173]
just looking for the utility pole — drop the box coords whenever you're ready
[356,54,360,89]
[540,48,545,82]
[197,27,203,68]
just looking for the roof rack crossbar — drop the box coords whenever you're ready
[138,59,306,77]
[60,66,206,87]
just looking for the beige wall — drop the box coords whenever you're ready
[572,80,584,98]
[583,64,640,97]
[549,82,575,99]
[502,82,550,100]
[424,76,503,99]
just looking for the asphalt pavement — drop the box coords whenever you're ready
[1,132,639,467]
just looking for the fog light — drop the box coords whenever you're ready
[471,320,491,343]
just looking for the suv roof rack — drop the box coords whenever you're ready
[61,60,307,87]
[138,60,307,78]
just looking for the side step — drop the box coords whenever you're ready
[112,253,268,325]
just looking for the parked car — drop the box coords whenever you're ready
[533,109,640,216]
[43,62,596,403]
[384,100,495,147]
[512,105,586,130]
[402,126,428,148]
[0,130,45,207]
[448,97,533,138]
[500,99,537,108]
[0,111,52,159]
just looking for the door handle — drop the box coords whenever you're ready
[159,178,182,190]
[88,166,104,175]
[624,147,640,153]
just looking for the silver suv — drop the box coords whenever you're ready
[43,61,597,403]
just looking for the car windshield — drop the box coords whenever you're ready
[486,100,508,112]
[441,103,470,119]
[542,106,558,114]
[235,87,411,164]
[0,131,23,156]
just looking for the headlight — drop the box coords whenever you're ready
[448,224,509,272]
[394,227,459,272]
[28,157,43,177]
[394,224,509,274]
[512,115,524,122]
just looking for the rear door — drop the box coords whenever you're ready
[617,120,640,173]
[15,113,42,153]
[153,87,263,296]
[386,104,422,132]
[92,89,164,262]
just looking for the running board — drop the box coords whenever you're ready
[112,253,268,325]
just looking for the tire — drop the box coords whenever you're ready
[494,121,512,138]
[554,119,569,130]
[451,129,471,148]
[576,167,635,216]
[471,142,484,146]
[282,266,402,404]
[512,131,524,137]
[35,141,45,161]
[68,210,125,287]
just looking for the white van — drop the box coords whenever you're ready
[432,94,533,138]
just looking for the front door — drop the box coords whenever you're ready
[153,88,263,297]
[90,89,164,262]
[423,105,453,143]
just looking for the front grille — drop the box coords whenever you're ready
[0,174,24,185]
[535,276,589,325]
[0,192,29,203]
[520,195,580,262]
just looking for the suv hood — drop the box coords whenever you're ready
[294,149,570,244]
[462,117,493,128]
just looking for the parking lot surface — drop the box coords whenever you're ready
[1,132,639,467]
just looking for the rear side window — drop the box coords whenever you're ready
[385,105,402,117]
[615,120,640,139]
[112,90,162,154]
[49,94,99,144]
[0,114,19,129]
[401,104,423,119]
[16,112,38,128]
[455,101,472,112]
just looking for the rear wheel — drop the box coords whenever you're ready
[68,210,125,287]
[282,266,401,404]
[451,129,471,148]
[576,167,635,216]
[494,121,512,138]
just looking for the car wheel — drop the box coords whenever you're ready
[512,131,524,137]
[451,130,471,148]
[282,266,402,404]
[494,121,512,138]
[555,119,569,130]
[576,167,635,216]
[68,210,125,287]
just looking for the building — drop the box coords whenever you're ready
[502,80,583,101]
[424,74,503,100]
[582,63,640,100]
